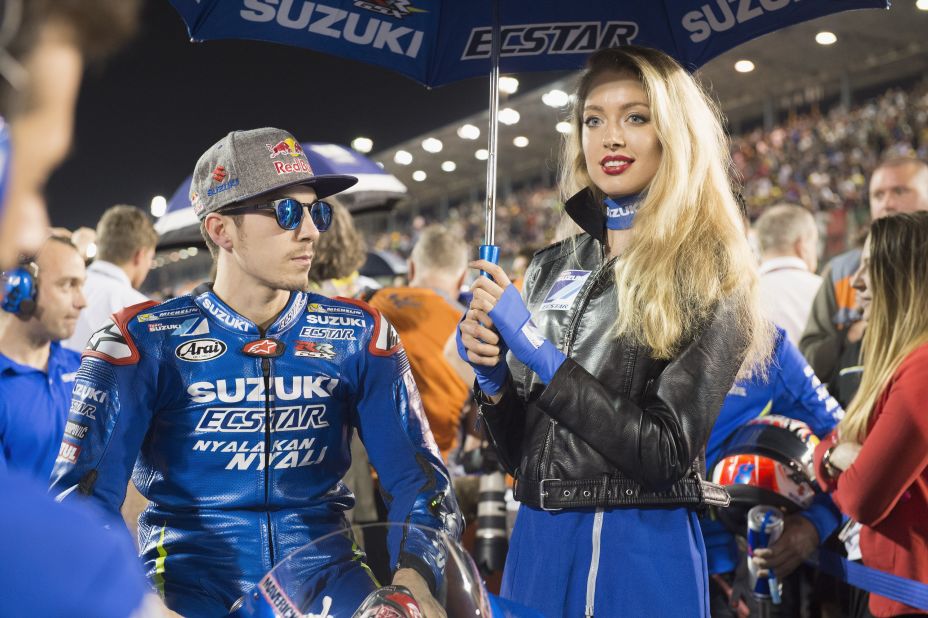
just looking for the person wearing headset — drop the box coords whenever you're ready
[0,235,85,479]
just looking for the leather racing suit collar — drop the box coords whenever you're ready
[565,188,606,243]
[191,283,307,336]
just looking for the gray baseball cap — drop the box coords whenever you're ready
[189,127,358,220]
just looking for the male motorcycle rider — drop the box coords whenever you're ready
[50,128,462,617]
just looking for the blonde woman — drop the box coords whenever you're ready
[457,46,772,616]
[814,211,928,618]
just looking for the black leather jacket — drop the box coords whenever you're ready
[479,189,747,510]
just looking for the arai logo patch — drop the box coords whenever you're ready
[176,339,227,362]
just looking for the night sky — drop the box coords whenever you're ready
[45,1,560,230]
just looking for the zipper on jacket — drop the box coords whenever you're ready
[261,354,276,565]
[584,509,605,617]
[564,256,618,356]
[536,419,556,482]
[537,255,617,482]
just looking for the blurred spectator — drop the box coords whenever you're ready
[800,157,928,396]
[0,0,140,269]
[307,200,379,529]
[510,244,541,292]
[368,225,469,458]
[0,468,162,618]
[0,3,175,616]
[754,203,822,346]
[705,326,843,617]
[814,212,928,618]
[70,226,97,262]
[63,205,157,352]
[308,200,378,297]
[0,236,85,479]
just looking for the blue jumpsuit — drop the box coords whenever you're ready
[50,286,462,616]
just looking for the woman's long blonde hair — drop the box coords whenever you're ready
[838,212,928,442]
[559,46,772,373]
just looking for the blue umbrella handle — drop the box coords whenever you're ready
[479,244,500,279]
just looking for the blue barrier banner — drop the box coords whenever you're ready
[815,549,928,611]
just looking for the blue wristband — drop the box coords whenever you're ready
[455,316,508,396]
[488,285,566,384]
[604,193,641,230]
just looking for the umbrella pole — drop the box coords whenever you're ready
[479,0,501,268]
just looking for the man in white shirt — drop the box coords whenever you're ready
[63,205,157,351]
[754,203,822,346]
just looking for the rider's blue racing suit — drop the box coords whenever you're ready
[50,285,462,617]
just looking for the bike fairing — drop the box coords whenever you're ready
[50,284,462,616]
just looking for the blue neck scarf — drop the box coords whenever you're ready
[604,193,643,230]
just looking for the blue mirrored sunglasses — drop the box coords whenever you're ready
[222,198,333,232]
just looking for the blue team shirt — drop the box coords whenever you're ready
[0,469,150,617]
[702,327,844,574]
[0,342,81,480]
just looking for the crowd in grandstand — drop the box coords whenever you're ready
[369,79,928,265]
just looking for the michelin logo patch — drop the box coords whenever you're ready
[540,270,591,311]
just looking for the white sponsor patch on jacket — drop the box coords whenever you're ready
[540,269,591,311]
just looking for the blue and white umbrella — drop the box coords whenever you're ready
[170,0,890,250]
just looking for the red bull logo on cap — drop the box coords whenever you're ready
[273,158,312,176]
[266,138,304,159]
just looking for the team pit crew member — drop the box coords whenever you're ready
[50,128,462,617]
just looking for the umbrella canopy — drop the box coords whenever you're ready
[156,141,406,247]
[169,0,889,247]
[169,0,887,87]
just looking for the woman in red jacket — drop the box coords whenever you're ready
[814,210,928,617]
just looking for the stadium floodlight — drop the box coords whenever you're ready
[498,108,520,125]
[188,247,199,256]
[499,76,519,95]
[457,124,481,140]
[351,137,373,153]
[555,121,573,134]
[394,150,413,165]
[475,149,489,161]
[412,170,427,182]
[918,0,928,10]
[422,137,443,153]
[441,161,456,172]
[815,32,837,45]
[513,136,529,148]
[542,89,570,108]
[734,60,755,73]
[86,243,97,259]
[150,195,167,218]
